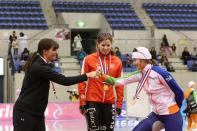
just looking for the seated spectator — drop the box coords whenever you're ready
[182,47,191,65]
[192,60,197,72]
[77,49,86,67]
[125,53,132,67]
[115,47,122,59]
[150,47,157,60]
[159,47,167,65]
[121,54,127,68]
[171,43,177,57]
[21,48,30,61]
[52,60,62,73]
[14,57,22,73]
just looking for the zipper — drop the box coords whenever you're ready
[103,91,105,102]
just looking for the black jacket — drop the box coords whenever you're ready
[14,55,87,117]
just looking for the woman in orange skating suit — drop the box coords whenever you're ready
[184,81,197,131]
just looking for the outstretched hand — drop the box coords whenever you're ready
[86,69,103,79]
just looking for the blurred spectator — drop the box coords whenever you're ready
[77,49,86,68]
[51,60,62,74]
[65,32,71,40]
[150,47,157,60]
[14,57,22,73]
[9,31,17,43]
[161,34,173,56]
[192,60,197,71]
[191,47,197,59]
[125,53,132,67]
[158,46,167,65]
[115,47,122,59]
[73,34,82,55]
[171,43,177,57]
[162,34,169,47]
[182,47,191,65]
[21,48,30,61]
[12,37,18,57]
[18,32,28,56]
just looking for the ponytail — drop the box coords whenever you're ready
[22,52,37,73]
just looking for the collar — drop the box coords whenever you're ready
[142,64,152,74]
[39,54,48,64]
[98,51,110,59]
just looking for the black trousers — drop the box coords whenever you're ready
[13,108,45,131]
[85,101,115,131]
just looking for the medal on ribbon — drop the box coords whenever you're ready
[132,65,152,105]
[103,83,109,91]
[98,53,111,91]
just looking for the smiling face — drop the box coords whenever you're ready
[43,47,57,62]
[38,38,59,62]
[97,39,112,56]
[133,59,147,71]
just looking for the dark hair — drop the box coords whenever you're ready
[20,32,24,37]
[37,38,59,56]
[96,33,114,55]
[23,38,59,72]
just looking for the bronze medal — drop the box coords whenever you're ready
[103,84,109,91]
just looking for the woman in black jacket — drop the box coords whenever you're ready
[13,38,98,131]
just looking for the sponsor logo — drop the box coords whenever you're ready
[165,76,172,81]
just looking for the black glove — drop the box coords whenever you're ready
[79,105,87,115]
[116,108,121,116]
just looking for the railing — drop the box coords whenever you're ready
[176,30,197,46]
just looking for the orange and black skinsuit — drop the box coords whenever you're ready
[78,52,124,131]
[184,86,197,131]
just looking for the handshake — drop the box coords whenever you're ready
[86,68,103,79]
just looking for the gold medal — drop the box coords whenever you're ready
[131,99,136,105]
[103,84,109,91]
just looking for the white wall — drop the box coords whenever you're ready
[113,30,152,54]
[61,13,112,33]
[62,13,102,29]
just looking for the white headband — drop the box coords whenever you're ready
[132,47,152,59]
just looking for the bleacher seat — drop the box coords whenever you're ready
[143,3,197,30]
[52,1,145,30]
[0,1,47,30]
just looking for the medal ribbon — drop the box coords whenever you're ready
[98,53,111,75]
[133,65,152,100]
